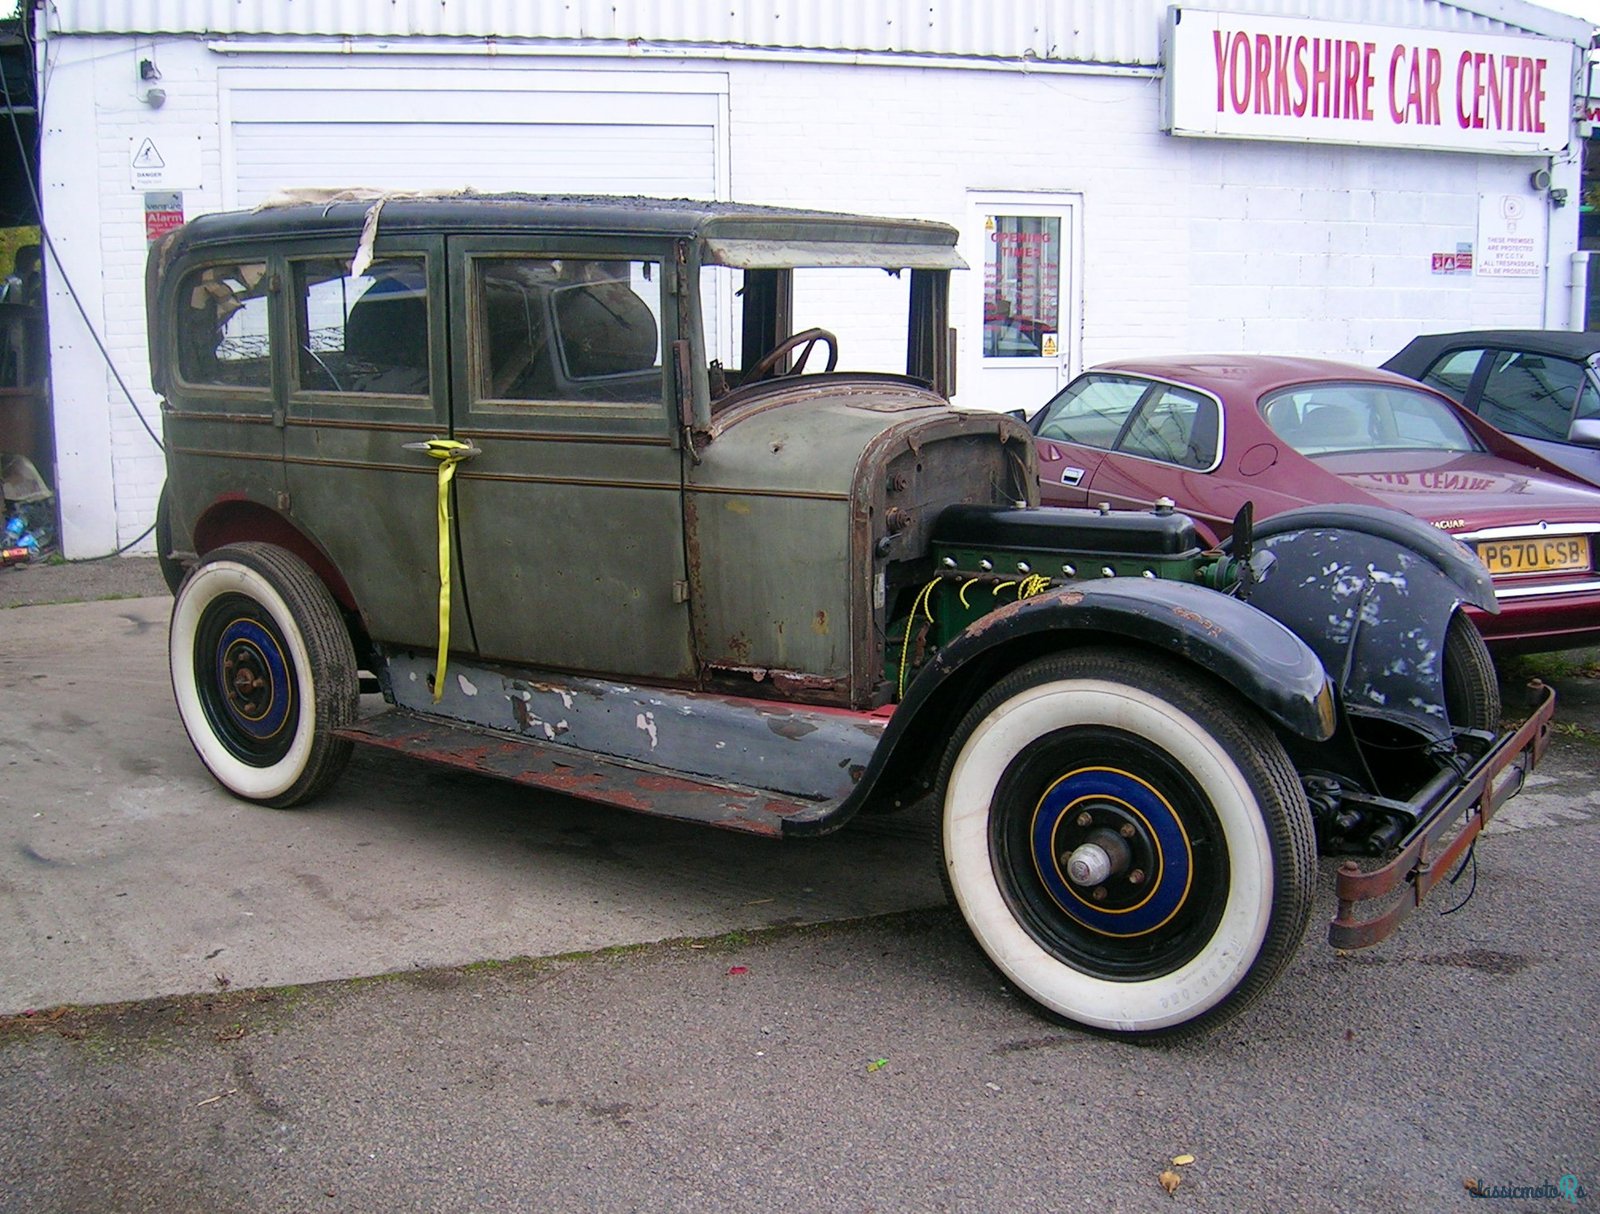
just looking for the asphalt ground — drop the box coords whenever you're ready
[1,557,1597,1211]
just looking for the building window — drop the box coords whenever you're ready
[983,215,1060,359]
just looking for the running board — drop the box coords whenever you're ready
[336,710,837,838]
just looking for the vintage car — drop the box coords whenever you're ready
[1029,356,1600,655]
[148,194,1553,1037]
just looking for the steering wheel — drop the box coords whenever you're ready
[746,327,839,382]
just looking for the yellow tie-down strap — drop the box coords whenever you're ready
[421,439,475,703]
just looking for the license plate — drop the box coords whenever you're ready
[1476,535,1591,575]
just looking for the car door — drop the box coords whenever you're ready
[1031,374,1144,507]
[1084,381,1236,540]
[445,237,696,681]
[1470,348,1596,466]
[280,237,468,654]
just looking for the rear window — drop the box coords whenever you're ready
[174,263,271,390]
[1418,348,1483,402]
[1262,384,1479,456]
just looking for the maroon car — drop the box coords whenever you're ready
[1029,355,1600,654]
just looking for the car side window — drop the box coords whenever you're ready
[1117,386,1218,470]
[1419,348,1483,403]
[174,262,271,390]
[476,257,663,406]
[1478,351,1583,442]
[293,256,431,397]
[1032,375,1147,449]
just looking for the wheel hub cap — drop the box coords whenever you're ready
[1030,768,1195,938]
[214,617,293,742]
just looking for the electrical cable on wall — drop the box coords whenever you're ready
[2,45,167,562]
[0,66,164,454]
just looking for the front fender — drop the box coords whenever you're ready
[793,579,1335,838]
[1244,506,1488,743]
[1250,504,1495,611]
[916,579,1336,740]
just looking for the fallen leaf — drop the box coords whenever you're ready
[1159,1169,1182,1195]
[726,965,748,976]
[866,1058,889,1072]
[1172,1154,1195,1167]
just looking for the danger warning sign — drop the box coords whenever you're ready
[128,132,202,190]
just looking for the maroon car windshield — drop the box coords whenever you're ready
[1261,383,1481,458]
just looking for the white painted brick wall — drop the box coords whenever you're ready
[39,33,1578,552]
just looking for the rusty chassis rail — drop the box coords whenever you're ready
[1328,680,1556,950]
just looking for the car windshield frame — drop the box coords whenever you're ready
[1260,380,1483,458]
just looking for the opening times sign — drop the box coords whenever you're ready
[1165,7,1574,154]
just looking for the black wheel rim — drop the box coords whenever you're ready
[990,726,1230,981]
[193,592,298,766]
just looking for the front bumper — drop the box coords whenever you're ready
[1328,681,1556,950]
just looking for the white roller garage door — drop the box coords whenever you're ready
[222,67,724,205]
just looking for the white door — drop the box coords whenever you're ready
[961,192,1082,417]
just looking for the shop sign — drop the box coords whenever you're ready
[1165,7,1573,154]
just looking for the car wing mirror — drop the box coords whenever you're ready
[1568,418,1600,449]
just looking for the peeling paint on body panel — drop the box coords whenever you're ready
[383,651,885,802]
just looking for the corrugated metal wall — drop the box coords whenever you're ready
[42,1,1574,66]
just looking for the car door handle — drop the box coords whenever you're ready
[1059,466,1085,487]
[402,440,482,460]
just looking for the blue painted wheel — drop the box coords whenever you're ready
[992,731,1228,982]
[194,593,300,767]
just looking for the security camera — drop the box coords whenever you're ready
[1530,168,1552,191]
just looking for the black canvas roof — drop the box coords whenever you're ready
[1386,329,1600,369]
[161,192,961,263]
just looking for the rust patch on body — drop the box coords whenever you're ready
[767,717,820,741]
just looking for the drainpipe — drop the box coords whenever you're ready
[1572,251,1591,332]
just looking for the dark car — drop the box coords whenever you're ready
[1382,330,1600,488]
[148,197,1552,1036]
[1030,355,1600,655]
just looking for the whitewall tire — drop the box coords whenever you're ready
[937,650,1315,1036]
[170,543,357,808]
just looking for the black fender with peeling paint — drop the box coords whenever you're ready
[800,578,1336,836]
[1240,504,1493,746]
